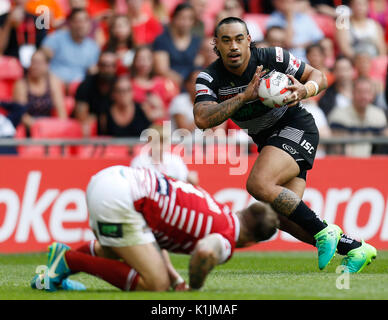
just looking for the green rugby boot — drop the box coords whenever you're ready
[31,275,85,291]
[45,242,72,290]
[314,224,343,270]
[340,241,377,273]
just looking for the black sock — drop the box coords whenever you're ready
[289,201,327,237]
[336,234,362,255]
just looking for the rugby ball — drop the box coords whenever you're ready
[258,71,292,108]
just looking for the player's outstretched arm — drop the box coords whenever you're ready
[188,234,226,290]
[194,66,264,129]
[161,249,189,291]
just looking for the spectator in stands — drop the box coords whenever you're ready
[353,51,386,96]
[0,101,27,154]
[68,0,108,48]
[150,0,169,25]
[319,37,335,69]
[264,25,286,48]
[153,3,202,88]
[105,14,135,74]
[130,46,178,120]
[131,123,199,185]
[74,50,117,136]
[266,0,324,62]
[169,69,200,132]
[353,51,387,110]
[41,8,100,85]
[189,0,206,39]
[99,75,164,137]
[0,0,47,68]
[12,49,66,134]
[318,56,354,117]
[328,77,387,157]
[306,43,334,87]
[127,0,163,46]
[197,37,218,68]
[216,0,264,43]
[336,0,386,59]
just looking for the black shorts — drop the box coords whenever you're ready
[251,106,319,181]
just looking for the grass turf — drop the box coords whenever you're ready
[0,251,387,300]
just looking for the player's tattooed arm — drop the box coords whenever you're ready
[271,188,301,216]
[194,96,245,129]
[194,66,265,129]
[188,235,222,289]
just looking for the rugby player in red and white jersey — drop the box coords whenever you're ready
[36,165,279,291]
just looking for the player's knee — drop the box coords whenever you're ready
[146,273,170,292]
[246,176,273,202]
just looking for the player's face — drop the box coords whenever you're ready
[216,23,251,71]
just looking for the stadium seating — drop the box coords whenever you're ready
[0,56,23,101]
[312,14,336,40]
[30,118,82,138]
[18,118,83,157]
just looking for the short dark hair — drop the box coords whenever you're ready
[334,55,353,68]
[214,16,249,38]
[213,17,255,57]
[306,43,324,56]
[264,25,285,39]
[171,2,194,19]
[67,8,88,21]
[353,76,374,89]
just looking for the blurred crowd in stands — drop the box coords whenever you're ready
[0,0,387,158]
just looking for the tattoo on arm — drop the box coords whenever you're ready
[194,94,245,128]
[271,188,301,216]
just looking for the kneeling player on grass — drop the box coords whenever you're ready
[31,166,279,291]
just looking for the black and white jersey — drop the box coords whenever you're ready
[195,47,306,135]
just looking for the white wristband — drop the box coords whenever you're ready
[172,276,185,288]
[305,80,319,96]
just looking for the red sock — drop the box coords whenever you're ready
[65,250,139,291]
[75,240,96,256]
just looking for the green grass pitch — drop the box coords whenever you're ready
[0,251,387,300]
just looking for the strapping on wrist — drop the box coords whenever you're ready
[304,80,319,98]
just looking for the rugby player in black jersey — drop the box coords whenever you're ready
[194,17,376,272]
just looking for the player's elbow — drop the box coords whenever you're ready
[196,245,219,264]
[194,238,221,269]
[194,114,209,130]
[313,69,328,92]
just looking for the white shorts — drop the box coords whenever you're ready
[86,166,155,247]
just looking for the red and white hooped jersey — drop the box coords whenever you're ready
[129,167,240,261]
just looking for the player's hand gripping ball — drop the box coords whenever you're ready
[258,71,292,108]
